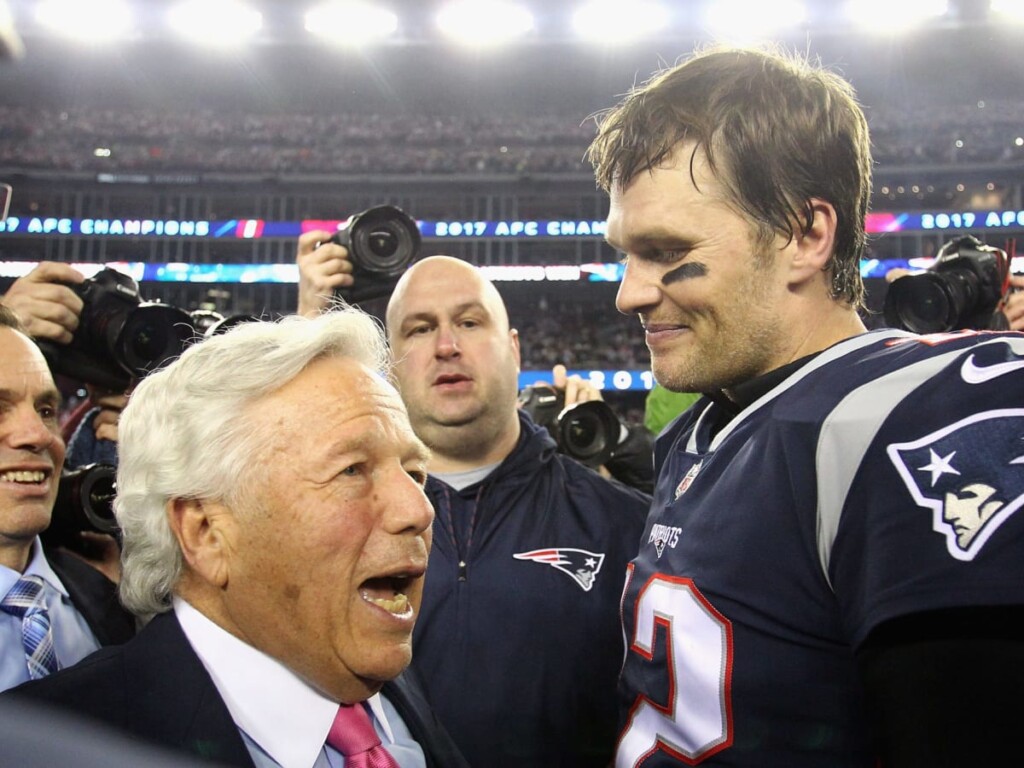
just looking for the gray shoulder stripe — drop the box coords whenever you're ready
[711,330,912,450]
[815,335,1024,588]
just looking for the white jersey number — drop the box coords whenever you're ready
[616,574,733,766]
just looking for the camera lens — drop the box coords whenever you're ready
[367,227,400,260]
[49,463,119,542]
[130,322,166,361]
[564,412,603,453]
[116,304,195,376]
[557,401,622,467]
[78,465,118,534]
[883,270,977,334]
[352,221,413,274]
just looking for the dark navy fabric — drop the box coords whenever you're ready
[412,412,650,768]
[618,330,1024,767]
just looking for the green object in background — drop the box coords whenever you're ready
[644,384,702,436]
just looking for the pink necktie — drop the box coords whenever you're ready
[326,702,401,768]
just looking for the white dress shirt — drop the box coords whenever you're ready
[174,597,425,768]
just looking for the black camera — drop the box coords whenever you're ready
[319,205,422,303]
[189,309,260,338]
[883,235,1011,333]
[43,463,120,549]
[518,384,626,468]
[38,268,195,391]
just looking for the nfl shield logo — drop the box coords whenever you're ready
[674,460,703,500]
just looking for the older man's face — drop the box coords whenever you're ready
[218,356,433,703]
[0,327,65,566]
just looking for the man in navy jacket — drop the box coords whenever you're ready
[383,256,650,768]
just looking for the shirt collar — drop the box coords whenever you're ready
[173,596,395,768]
[710,351,823,415]
[0,538,69,598]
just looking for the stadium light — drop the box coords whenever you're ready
[35,0,134,43]
[572,1,671,44]
[304,2,399,45]
[436,0,534,46]
[167,0,263,47]
[704,0,807,41]
[991,0,1024,23]
[844,0,948,32]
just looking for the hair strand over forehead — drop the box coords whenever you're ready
[586,44,872,310]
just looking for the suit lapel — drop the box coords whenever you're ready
[45,547,135,646]
[123,612,255,767]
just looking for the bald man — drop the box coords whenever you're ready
[298,243,650,768]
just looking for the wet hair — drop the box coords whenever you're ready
[587,45,872,309]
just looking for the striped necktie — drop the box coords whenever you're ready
[1,575,59,679]
[326,702,401,768]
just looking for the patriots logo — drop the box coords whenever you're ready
[513,548,606,591]
[887,409,1024,561]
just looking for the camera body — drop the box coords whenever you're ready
[518,384,625,468]
[323,205,422,303]
[42,463,120,549]
[883,235,1011,333]
[38,268,195,391]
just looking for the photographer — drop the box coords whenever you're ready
[1,261,84,344]
[883,235,1019,333]
[2,264,130,581]
[298,248,651,768]
[0,306,134,692]
[1003,274,1024,330]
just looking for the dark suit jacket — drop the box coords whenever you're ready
[44,546,136,647]
[7,611,469,768]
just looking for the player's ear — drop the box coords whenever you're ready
[788,198,837,286]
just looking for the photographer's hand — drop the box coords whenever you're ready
[1003,275,1024,331]
[0,261,84,343]
[89,387,129,443]
[552,363,603,406]
[297,230,354,317]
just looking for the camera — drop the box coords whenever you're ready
[518,384,626,468]
[319,204,422,303]
[42,463,119,549]
[883,235,1012,333]
[38,268,195,391]
[189,309,260,338]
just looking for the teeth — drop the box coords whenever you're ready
[364,591,412,617]
[1,471,45,483]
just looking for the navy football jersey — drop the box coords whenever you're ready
[616,329,1024,767]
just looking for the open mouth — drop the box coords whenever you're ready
[0,470,49,485]
[360,574,417,618]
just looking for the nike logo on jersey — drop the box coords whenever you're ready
[513,548,606,591]
[960,354,1024,384]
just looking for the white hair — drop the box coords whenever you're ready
[115,308,389,616]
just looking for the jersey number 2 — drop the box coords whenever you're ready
[617,572,734,766]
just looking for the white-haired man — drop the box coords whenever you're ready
[7,308,469,768]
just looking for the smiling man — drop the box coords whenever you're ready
[0,305,133,692]
[588,46,1024,767]
[7,308,468,768]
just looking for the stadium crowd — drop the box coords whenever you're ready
[1,101,1022,179]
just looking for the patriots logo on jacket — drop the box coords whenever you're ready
[513,548,606,591]
[887,409,1024,561]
